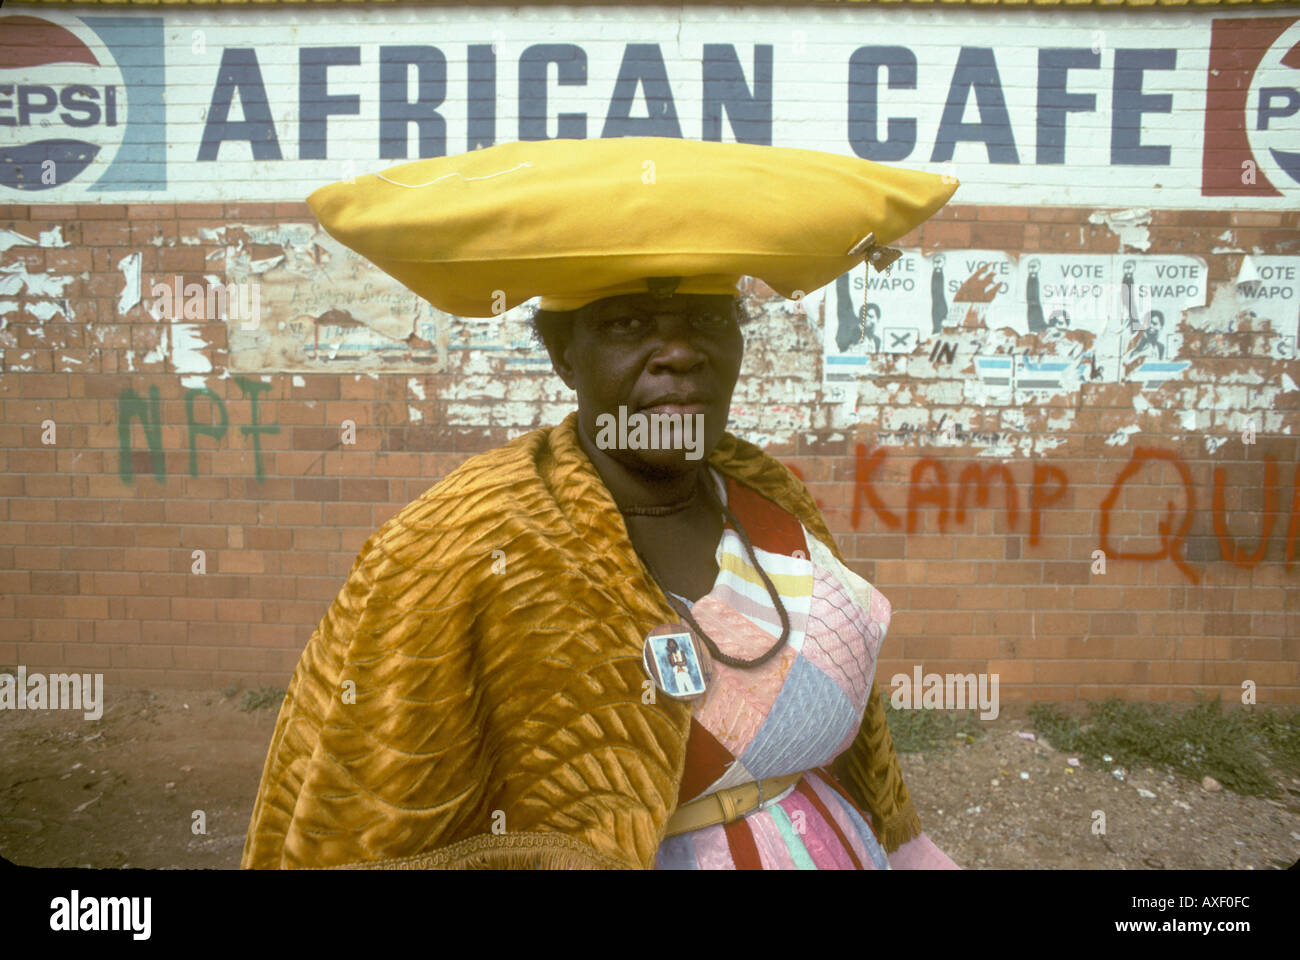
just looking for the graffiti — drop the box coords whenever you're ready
[117,378,279,484]
[1096,448,1198,583]
[849,445,1067,545]
[928,339,958,365]
[1097,451,1299,584]
[115,377,1298,584]
[872,423,1016,448]
[789,445,1300,584]
[1212,459,1280,569]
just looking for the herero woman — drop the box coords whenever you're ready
[242,136,960,869]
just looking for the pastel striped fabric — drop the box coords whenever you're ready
[653,468,893,870]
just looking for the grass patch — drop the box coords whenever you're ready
[883,698,986,754]
[238,687,286,712]
[1029,695,1300,797]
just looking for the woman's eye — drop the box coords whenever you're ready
[600,314,650,335]
[692,312,729,330]
[593,307,733,336]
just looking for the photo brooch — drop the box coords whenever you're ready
[642,622,713,701]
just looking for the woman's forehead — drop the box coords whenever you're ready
[584,291,739,312]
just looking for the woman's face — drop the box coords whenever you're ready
[546,292,744,478]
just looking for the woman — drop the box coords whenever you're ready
[241,136,959,869]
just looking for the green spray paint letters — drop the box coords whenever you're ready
[117,378,280,484]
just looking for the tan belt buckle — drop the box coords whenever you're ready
[717,789,739,824]
[663,773,802,839]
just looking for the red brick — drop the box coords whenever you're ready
[80,220,131,244]
[133,221,177,244]
[128,203,175,219]
[17,641,65,667]
[976,206,1030,221]
[1027,208,1080,223]
[76,204,128,220]
[919,220,971,248]
[172,646,220,671]
[971,221,1025,248]
[1229,211,1284,227]
[224,203,277,219]
[989,660,1034,684]
[274,202,314,218]
[176,203,224,218]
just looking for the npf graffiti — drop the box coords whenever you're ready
[118,379,278,484]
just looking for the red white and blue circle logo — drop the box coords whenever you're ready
[1202,15,1300,198]
[0,13,164,192]
[1247,21,1300,191]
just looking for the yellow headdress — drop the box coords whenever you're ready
[307,137,958,317]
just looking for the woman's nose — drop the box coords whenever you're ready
[645,315,707,365]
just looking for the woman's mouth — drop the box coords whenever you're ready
[639,402,709,417]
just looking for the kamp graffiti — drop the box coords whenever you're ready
[846,445,1068,546]
[791,444,1300,584]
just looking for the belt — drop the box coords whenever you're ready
[662,772,804,838]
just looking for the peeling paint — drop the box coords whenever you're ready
[0,299,68,324]
[143,321,215,388]
[1105,425,1142,446]
[8,210,1293,457]
[117,252,142,316]
[0,262,77,298]
[0,226,68,253]
[190,223,453,373]
[1087,208,1152,252]
[0,229,35,253]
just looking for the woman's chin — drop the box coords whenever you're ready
[623,447,714,478]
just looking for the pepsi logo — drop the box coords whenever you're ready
[0,14,127,191]
[1247,21,1300,192]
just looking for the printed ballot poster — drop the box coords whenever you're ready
[1236,256,1300,359]
[1011,254,1113,336]
[817,252,1220,397]
[820,251,927,378]
[1093,255,1207,388]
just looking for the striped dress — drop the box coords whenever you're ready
[653,467,894,870]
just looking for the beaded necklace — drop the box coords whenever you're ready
[620,469,792,669]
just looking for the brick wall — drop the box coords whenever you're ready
[2,198,1297,704]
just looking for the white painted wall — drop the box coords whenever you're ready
[2,4,1298,208]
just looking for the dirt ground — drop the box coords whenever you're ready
[2,687,1297,870]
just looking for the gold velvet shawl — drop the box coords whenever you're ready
[241,410,922,869]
